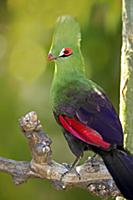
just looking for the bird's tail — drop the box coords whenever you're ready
[100,149,133,200]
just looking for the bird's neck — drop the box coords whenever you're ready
[54,64,84,83]
[50,55,86,107]
[53,52,85,83]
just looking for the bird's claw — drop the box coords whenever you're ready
[62,162,72,170]
[60,164,81,182]
[87,154,97,167]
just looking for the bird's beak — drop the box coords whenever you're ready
[48,53,56,61]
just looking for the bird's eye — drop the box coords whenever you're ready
[59,47,73,58]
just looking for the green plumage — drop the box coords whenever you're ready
[50,16,103,111]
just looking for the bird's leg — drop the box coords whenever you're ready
[61,156,81,182]
[70,156,81,168]
[91,153,97,166]
[86,153,97,167]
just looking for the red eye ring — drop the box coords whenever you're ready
[63,48,73,56]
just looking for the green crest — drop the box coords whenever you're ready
[50,16,81,57]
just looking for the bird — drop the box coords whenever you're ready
[48,15,133,199]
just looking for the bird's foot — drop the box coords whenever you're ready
[88,154,97,167]
[60,163,81,182]
[85,155,100,172]
[60,157,81,182]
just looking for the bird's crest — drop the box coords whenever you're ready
[50,16,81,56]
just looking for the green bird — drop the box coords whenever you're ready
[48,16,133,199]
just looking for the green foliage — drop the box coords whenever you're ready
[0,0,121,200]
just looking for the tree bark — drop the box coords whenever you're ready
[120,0,133,153]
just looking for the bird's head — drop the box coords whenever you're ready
[48,16,81,63]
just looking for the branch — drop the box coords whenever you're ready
[0,111,120,198]
[120,0,133,153]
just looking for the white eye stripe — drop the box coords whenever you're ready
[59,48,65,57]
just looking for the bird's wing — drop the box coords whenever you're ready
[59,114,111,149]
[58,91,123,150]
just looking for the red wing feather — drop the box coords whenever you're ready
[59,115,111,150]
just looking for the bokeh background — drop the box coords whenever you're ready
[0,0,121,199]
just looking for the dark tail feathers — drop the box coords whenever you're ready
[101,149,133,200]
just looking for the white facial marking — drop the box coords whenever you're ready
[59,48,65,57]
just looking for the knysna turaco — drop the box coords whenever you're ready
[48,16,133,199]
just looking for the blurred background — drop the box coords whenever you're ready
[0,0,121,199]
